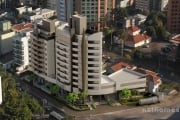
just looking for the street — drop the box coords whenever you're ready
[19,78,180,120]
[77,95,180,120]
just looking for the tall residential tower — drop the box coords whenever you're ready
[167,0,180,33]
[74,0,115,31]
[56,14,103,94]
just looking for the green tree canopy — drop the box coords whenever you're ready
[120,88,132,98]
[0,67,43,120]
[49,84,60,95]
[112,8,128,21]
[66,92,79,105]
[145,11,169,41]
[79,91,88,104]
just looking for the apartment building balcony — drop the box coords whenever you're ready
[32,41,44,48]
[87,60,100,64]
[30,57,44,66]
[57,43,69,49]
[72,48,79,52]
[30,46,44,54]
[88,72,100,75]
[72,59,79,63]
[72,42,79,46]
[88,63,99,67]
[72,76,78,80]
[13,40,23,44]
[72,65,78,69]
[56,53,68,59]
[72,70,79,75]
[13,44,24,50]
[88,44,100,47]
[88,78,101,82]
[57,62,68,68]
[30,51,44,59]
[32,29,55,41]
[15,59,24,65]
[30,63,44,72]
[57,68,68,74]
[72,53,80,58]
[58,58,68,64]
[14,50,24,56]
[88,67,100,70]
[88,50,100,53]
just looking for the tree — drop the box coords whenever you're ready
[131,89,139,96]
[0,67,43,119]
[49,84,60,95]
[145,11,169,41]
[112,8,128,21]
[66,92,79,105]
[147,26,157,39]
[111,7,128,27]
[104,27,114,51]
[79,91,88,104]
[120,88,132,98]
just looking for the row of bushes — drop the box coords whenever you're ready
[53,95,89,111]
[120,96,144,105]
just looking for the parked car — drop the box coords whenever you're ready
[142,44,149,48]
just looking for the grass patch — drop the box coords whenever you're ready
[107,100,116,107]
[159,83,177,92]
[120,96,144,105]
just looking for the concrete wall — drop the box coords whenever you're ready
[46,39,55,77]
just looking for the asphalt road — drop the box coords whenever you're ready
[77,95,180,120]
[19,78,180,120]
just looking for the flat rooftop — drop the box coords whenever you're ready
[108,68,145,82]
[101,75,114,84]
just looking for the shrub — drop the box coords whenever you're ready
[92,103,96,109]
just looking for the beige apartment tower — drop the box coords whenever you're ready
[56,14,103,94]
[167,0,180,33]
[74,0,115,31]
[29,19,56,81]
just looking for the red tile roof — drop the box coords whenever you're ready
[134,68,160,85]
[127,26,140,32]
[111,62,131,71]
[170,35,180,44]
[12,23,33,31]
[127,34,150,44]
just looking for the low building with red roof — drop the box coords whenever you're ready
[127,26,140,36]
[104,61,162,95]
[133,68,161,94]
[125,26,151,48]
[170,34,180,45]
[12,22,33,32]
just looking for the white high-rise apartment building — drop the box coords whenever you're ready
[13,29,32,72]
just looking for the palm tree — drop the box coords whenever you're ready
[104,27,114,51]
[79,91,88,104]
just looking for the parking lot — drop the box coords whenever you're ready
[140,42,171,53]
